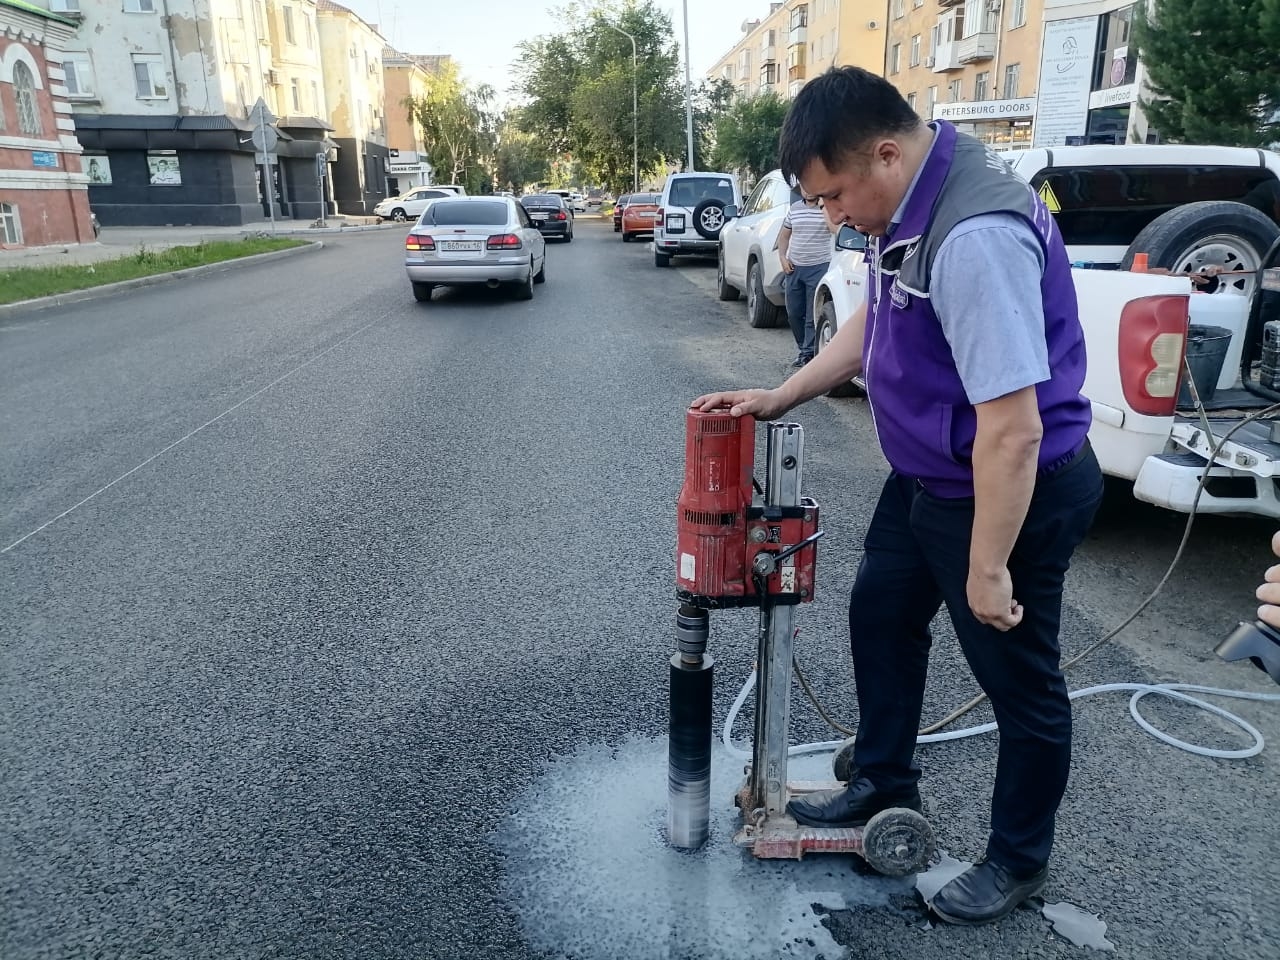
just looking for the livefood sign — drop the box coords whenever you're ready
[932,98,1037,122]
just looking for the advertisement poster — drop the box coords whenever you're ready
[147,155,182,186]
[85,156,112,184]
[1033,16,1099,148]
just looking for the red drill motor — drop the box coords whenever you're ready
[675,408,820,608]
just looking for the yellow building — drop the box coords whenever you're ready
[382,50,451,192]
[885,0,1043,150]
[707,1,889,100]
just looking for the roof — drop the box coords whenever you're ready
[0,0,77,26]
[315,0,352,12]
[382,47,450,75]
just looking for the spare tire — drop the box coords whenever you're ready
[692,198,728,241]
[1120,200,1280,298]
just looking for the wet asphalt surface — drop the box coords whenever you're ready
[2,217,1278,960]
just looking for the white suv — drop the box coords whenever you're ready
[717,168,797,327]
[375,185,467,222]
[654,172,743,268]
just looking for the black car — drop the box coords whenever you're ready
[520,194,574,242]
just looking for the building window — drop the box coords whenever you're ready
[930,23,941,53]
[123,0,156,11]
[63,56,95,97]
[974,71,989,101]
[50,0,80,11]
[892,0,904,19]
[890,43,900,74]
[283,6,296,44]
[906,92,917,112]
[305,15,314,49]
[1,203,21,246]
[311,80,320,114]
[1003,62,1020,99]
[790,5,807,30]
[132,55,168,99]
[14,61,43,137]
[910,35,921,67]
[927,85,938,116]
[948,79,962,102]
[1010,0,1027,29]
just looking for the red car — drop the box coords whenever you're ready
[612,194,631,232]
[620,193,661,242]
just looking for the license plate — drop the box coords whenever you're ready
[531,214,547,221]
[667,215,685,230]
[639,212,656,218]
[439,240,482,252]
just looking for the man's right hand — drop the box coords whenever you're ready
[691,388,791,420]
[780,256,794,274]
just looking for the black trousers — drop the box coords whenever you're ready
[848,444,1103,874]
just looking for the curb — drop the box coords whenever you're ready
[0,240,324,318]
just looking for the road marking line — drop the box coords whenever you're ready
[2,313,390,555]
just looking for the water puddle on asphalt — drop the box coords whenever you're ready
[492,737,1115,959]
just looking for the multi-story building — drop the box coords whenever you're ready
[315,0,386,214]
[0,0,95,248]
[382,49,448,194]
[1035,0,1153,146]
[48,0,333,226]
[709,1,889,102]
[884,0,1041,151]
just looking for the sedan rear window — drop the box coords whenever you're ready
[1030,165,1279,246]
[627,194,660,205]
[426,200,510,225]
[667,177,734,208]
[521,195,561,206]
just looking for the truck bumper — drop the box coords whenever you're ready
[1134,452,1280,519]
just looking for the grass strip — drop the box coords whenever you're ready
[0,237,308,305]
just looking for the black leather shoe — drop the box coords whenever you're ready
[930,857,1049,926]
[785,776,922,828]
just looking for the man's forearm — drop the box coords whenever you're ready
[969,426,1040,577]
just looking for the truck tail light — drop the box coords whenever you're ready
[405,234,434,251]
[1117,294,1189,417]
[487,233,523,249]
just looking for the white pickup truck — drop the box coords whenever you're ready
[812,144,1280,519]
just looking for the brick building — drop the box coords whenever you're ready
[0,0,94,248]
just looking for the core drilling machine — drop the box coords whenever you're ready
[667,408,935,877]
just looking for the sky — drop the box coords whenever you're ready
[340,0,761,103]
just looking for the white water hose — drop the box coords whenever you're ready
[722,668,1280,763]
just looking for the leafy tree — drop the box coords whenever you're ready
[710,91,789,180]
[405,60,499,188]
[515,0,695,191]
[1134,0,1280,146]
[495,116,552,193]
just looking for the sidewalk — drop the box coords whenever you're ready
[0,216,391,269]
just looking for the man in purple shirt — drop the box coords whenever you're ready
[694,66,1103,925]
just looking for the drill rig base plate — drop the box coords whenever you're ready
[733,779,936,877]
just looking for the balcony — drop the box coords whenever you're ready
[937,0,961,6]
[788,25,807,46]
[788,62,806,82]
[760,44,777,63]
[788,79,805,98]
[956,31,996,63]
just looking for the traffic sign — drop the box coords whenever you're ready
[248,97,275,126]
[251,125,278,153]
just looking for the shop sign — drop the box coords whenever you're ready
[1089,83,1138,110]
[32,151,58,168]
[933,98,1037,122]
[388,162,426,175]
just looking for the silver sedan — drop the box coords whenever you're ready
[403,196,547,302]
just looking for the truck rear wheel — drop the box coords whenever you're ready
[1121,200,1279,299]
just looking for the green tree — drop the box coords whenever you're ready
[405,60,499,189]
[515,0,693,191]
[709,91,789,180]
[1134,0,1280,146]
[495,115,552,193]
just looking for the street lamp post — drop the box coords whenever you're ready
[605,22,639,194]
[682,0,695,171]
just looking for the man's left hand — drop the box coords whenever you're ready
[967,567,1024,631]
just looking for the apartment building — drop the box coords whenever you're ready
[1036,0,1153,146]
[315,0,386,213]
[0,0,95,249]
[707,1,888,101]
[885,0,1042,150]
[382,49,448,193]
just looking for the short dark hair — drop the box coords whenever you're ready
[778,66,923,184]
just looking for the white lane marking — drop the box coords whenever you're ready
[2,314,390,555]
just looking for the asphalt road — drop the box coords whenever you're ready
[2,217,1277,960]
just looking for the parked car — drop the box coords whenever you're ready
[812,143,1280,518]
[545,190,577,217]
[654,172,742,267]
[612,194,632,232]
[403,196,546,303]
[620,193,661,242]
[520,194,574,242]
[716,169,798,327]
[375,186,454,222]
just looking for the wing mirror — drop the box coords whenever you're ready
[723,203,739,220]
[836,223,868,251]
